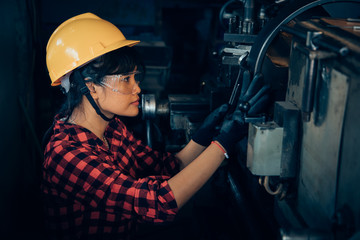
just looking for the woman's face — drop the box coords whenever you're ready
[95,70,141,117]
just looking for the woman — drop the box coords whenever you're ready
[42,13,246,240]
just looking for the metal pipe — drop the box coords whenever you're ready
[300,31,320,122]
[146,120,152,148]
[301,53,318,122]
[242,0,255,34]
[243,0,254,21]
[263,176,284,196]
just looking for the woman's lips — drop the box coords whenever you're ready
[131,99,140,105]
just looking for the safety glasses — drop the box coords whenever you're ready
[100,70,142,95]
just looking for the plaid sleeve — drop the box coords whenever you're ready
[124,129,181,177]
[44,143,178,223]
[133,176,178,222]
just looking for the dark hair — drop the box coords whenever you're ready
[58,46,144,119]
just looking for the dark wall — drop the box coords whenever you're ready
[0,1,43,239]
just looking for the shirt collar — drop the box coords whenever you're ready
[53,114,110,151]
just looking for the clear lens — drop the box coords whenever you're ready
[101,71,141,95]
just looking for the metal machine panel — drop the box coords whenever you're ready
[247,101,300,177]
[275,17,360,238]
[334,57,360,234]
[274,101,300,178]
[291,61,349,229]
[247,122,283,176]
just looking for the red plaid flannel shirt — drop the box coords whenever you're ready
[41,115,180,239]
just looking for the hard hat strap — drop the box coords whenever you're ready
[75,70,114,122]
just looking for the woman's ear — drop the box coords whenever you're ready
[85,82,98,99]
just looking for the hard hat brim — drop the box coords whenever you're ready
[51,39,140,86]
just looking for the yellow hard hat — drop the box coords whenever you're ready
[46,12,140,86]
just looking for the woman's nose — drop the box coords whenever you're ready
[133,81,141,94]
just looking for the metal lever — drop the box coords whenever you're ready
[244,114,267,123]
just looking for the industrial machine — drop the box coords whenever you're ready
[136,0,360,239]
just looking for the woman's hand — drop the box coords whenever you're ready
[191,103,229,146]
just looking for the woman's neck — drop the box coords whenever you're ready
[70,100,111,140]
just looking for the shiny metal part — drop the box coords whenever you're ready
[223,45,252,55]
[247,121,283,176]
[247,101,299,177]
[156,100,169,116]
[306,31,323,50]
[168,95,209,131]
[141,94,157,120]
[242,0,255,34]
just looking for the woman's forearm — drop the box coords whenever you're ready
[175,140,206,169]
[168,143,225,208]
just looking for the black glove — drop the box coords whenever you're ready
[214,70,271,153]
[192,103,229,146]
[238,70,270,116]
[214,107,247,153]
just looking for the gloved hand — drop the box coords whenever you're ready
[238,70,270,116]
[192,103,229,146]
[214,70,271,153]
[213,107,247,153]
